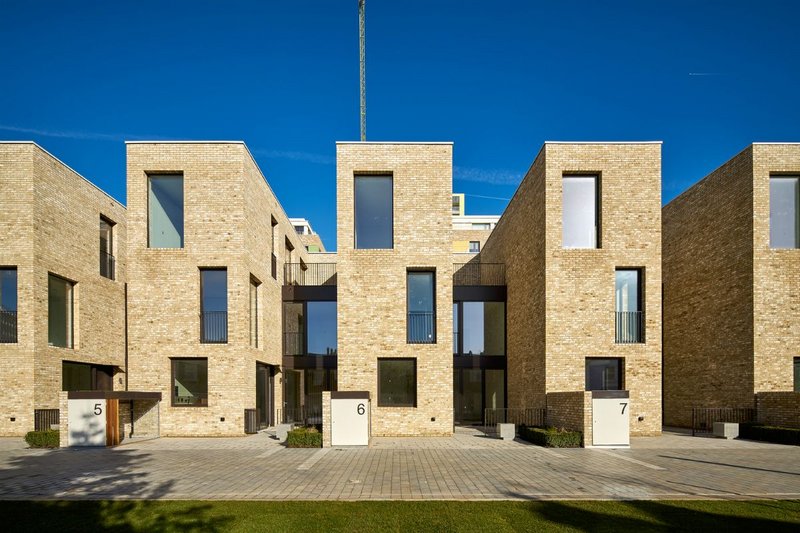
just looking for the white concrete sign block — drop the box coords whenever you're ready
[68,399,107,447]
[331,397,369,446]
[592,396,630,447]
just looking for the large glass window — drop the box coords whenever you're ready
[770,177,799,248]
[283,302,304,355]
[461,302,505,356]
[99,217,115,280]
[354,175,393,249]
[0,268,17,343]
[563,175,598,248]
[585,358,623,391]
[62,361,113,391]
[378,358,416,407]
[250,277,260,348]
[148,174,184,248]
[615,269,644,343]
[48,274,74,348]
[407,271,435,344]
[307,301,338,355]
[200,269,227,343]
[794,357,800,393]
[172,358,208,407]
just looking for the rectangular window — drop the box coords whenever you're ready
[794,357,800,393]
[469,241,481,253]
[200,269,227,343]
[282,302,304,355]
[615,269,644,343]
[563,175,599,248]
[48,274,74,348]
[461,301,505,356]
[354,175,393,249]
[0,268,17,343]
[770,177,799,248]
[171,358,208,407]
[306,301,338,355]
[250,277,260,348]
[62,361,113,391]
[407,270,435,344]
[452,302,459,355]
[148,174,184,248]
[271,216,278,280]
[585,358,623,391]
[378,358,416,407]
[472,223,490,230]
[99,217,115,280]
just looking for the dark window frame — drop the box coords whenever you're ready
[614,267,645,344]
[354,174,394,250]
[146,172,185,249]
[48,272,75,349]
[769,174,800,249]
[562,172,602,249]
[584,357,625,391]
[453,300,507,356]
[61,360,113,392]
[99,215,116,280]
[170,357,209,407]
[407,269,436,344]
[377,357,417,408]
[200,267,228,344]
[0,266,18,344]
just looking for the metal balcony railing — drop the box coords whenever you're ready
[100,250,115,280]
[201,311,228,343]
[453,263,505,286]
[615,311,644,344]
[408,311,435,344]
[284,263,337,286]
[0,310,17,343]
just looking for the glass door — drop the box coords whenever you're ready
[454,368,483,425]
[256,363,274,428]
[283,370,301,423]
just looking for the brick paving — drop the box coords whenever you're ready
[0,428,798,501]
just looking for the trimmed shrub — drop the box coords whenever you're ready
[740,423,800,446]
[286,426,322,448]
[25,430,59,449]
[519,426,582,448]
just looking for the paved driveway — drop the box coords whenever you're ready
[0,428,798,500]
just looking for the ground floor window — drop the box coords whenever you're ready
[794,357,800,392]
[378,358,416,407]
[585,358,624,391]
[172,358,208,407]
[62,361,113,391]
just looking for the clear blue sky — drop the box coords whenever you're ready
[2,0,799,251]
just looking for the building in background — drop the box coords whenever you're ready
[289,218,326,253]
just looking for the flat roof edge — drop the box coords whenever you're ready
[125,140,245,144]
[544,141,663,145]
[335,141,454,145]
[751,142,800,145]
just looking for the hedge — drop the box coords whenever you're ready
[740,423,800,446]
[25,430,60,449]
[519,426,582,448]
[286,427,322,448]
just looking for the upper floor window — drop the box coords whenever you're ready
[770,176,799,248]
[148,174,184,248]
[99,216,115,280]
[250,276,260,348]
[200,268,227,343]
[355,175,393,249]
[472,223,490,230]
[271,216,278,280]
[563,175,599,248]
[468,241,481,253]
[456,301,505,356]
[48,274,74,348]
[0,268,17,343]
[615,269,644,344]
[282,301,338,356]
[62,361,113,391]
[407,270,435,344]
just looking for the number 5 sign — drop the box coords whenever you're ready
[68,399,107,447]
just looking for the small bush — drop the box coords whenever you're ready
[25,430,59,448]
[286,426,322,448]
[519,426,582,448]
[740,423,800,446]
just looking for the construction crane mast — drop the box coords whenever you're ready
[359,0,366,141]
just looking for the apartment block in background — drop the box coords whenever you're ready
[125,141,311,436]
[663,143,800,428]
[289,218,326,253]
[481,142,663,439]
[0,142,127,436]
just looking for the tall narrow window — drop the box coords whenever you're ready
[250,277,260,348]
[378,358,417,407]
[585,358,623,391]
[48,274,74,348]
[452,302,459,355]
[794,357,800,393]
[148,174,184,248]
[355,175,393,249]
[615,269,644,343]
[200,269,227,343]
[563,175,599,248]
[99,216,115,280]
[770,177,799,248]
[172,358,208,406]
[0,268,17,343]
[271,216,278,280]
[306,301,338,355]
[407,271,435,344]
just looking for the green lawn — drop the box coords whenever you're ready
[2,500,798,532]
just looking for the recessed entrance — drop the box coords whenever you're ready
[256,363,276,429]
[453,368,505,425]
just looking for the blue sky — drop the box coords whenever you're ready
[1,0,798,251]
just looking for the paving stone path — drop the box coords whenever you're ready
[0,428,798,500]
